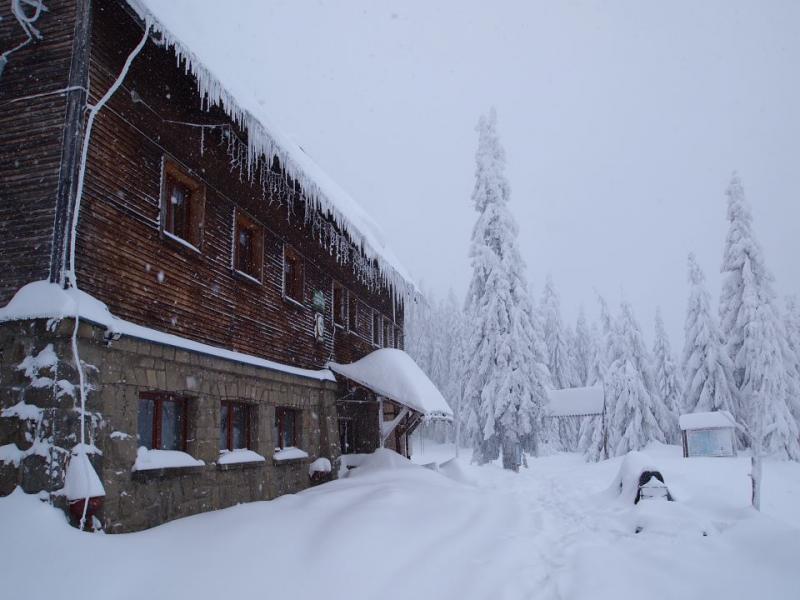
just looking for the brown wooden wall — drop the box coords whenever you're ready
[73,0,403,371]
[0,0,83,303]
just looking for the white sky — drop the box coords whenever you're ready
[157,0,800,344]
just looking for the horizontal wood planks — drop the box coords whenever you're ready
[0,0,80,303]
[73,0,403,371]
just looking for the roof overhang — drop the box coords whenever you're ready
[328,349,453,420]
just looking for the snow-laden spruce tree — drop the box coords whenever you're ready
[573,308,595,387]
[718,174,800,467]
[462,109,546,468]
[606,301,667,454]
[542,275,578,390]
[652,308,684,443]
[578,295,618,460]
[681,253,738,415]
[540,276,580,450]
[783,297,800,422]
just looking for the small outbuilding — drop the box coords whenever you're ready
[679,411,737,458]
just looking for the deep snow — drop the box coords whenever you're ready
[1,444,799,600]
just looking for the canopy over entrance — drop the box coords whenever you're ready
[327,349,452,419]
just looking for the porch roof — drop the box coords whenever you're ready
[327,349,453,419]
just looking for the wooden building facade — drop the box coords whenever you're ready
[0,0,444,533]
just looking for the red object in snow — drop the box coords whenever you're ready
[68,496,104,531]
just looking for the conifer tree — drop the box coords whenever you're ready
[681,254,737,414]
[652,308,683,443]
[573,308,595,387]
[606,301,667,453]
[718,174,799,468]
[462,109,546,468]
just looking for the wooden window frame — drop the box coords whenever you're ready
[220,400,252,451]
[274,407,300,450]
[138,391,189,451]
[160,159,206,250]
[347,293,359,332]
[372,310,382,347]
[233,209,264,283]
[282,244,305,305]
[332,281,347,328]
[382,317,392,348]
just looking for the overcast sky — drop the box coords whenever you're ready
[163,0,800,344]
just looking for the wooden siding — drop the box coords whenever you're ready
[0,0,84,303]
[73,0,402,371]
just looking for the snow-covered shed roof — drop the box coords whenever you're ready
[327,349,453,419]
[545,386,604,417]
[124,0,413,296]
[679,411,736,431]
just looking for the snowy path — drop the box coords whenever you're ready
[2,445,800,600]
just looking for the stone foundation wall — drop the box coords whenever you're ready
[0,318,341,532]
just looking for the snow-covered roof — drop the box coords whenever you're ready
[0,281,335,382]
[545,386,604,417]
[679,411,736,431]
[124,0,413,296]
[327,349,453,419]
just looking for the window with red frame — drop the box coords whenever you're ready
[283,245,304,303]
[234,211,264,281]
[372,310,381,346]
[348,294,359,332]
[162,160,205,248]
[333,282,347,327]
[220,401,251,451]
[138,392,188,451]
[382,318,392,348]
[274,407,300,450]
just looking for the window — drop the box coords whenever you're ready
[234,210,264,281]
[333,282,347,327]
[372,311,381,346]
[394,327,403,350]
[383,318,392,348]
[348,294,359,332]
[274,408,300,450]
[220,401,251,451]
[138,392,187,451]
[162,160,205,248]
[283,245,304,303]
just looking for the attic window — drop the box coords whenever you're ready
[333,282,347,327]
[234,210,264,282]
[162,160,205,249]
[283,244,304,303]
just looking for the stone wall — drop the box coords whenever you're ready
[0,318,341,532]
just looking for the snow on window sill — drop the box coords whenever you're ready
[273,447,310,463]
[233,269,262,286]
[163,230,200,253]
[217,448,266,466]
[132,448,205,472]
[282,295,306,310]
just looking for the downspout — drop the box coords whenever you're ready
[66,20,151,530]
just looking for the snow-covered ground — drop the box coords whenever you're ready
[2,443,799,600]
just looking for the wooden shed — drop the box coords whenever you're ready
[679,411,737,458]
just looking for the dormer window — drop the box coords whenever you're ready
[161,159,205,249]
